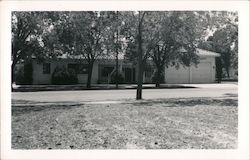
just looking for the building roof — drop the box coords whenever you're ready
[57,53,125,60]
[196,48,221,57]
[34,48,220,61]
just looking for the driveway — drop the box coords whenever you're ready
[12,83,237,103]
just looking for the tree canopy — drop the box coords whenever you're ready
[11,11,238,95]
[198,11,238,77]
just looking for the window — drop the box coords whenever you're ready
[145,66,152,78]
[101,66,114,77]
[68,63,88,74]
[78,64,88,74]
[68,64,78,73]
[43,63,50,74]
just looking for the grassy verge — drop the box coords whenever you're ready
[12,97,237,149]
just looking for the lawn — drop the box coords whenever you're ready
[12,97,238,149]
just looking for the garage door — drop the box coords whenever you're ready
[165,66,190,84]
[191,62,212,83]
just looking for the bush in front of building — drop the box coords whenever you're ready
[15,68,25,85]
[15,62,33,85]
[23,62,33,84]
[152,70,165,84]
[111,73,124,84]
[51,66,78,85]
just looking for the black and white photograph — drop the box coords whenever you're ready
[0,0,249,160]
[11,10,239,149]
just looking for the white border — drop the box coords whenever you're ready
[0,1,249,160]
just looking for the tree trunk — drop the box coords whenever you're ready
[87,61,94,89]
[115,51,119,89]
[155,73,160,88]
[155,66,162,88]
[155,83,160,88]
[226,67,230,78]
[11,63,15,91]
[115,11,119,89]
[136,60,143,100]
[136,12,144,100]
[216,57,222,83]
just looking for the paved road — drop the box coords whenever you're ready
[12,83,237,103]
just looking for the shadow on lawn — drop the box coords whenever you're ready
[12,101,82,116]
[223,93,238,98]
[134,98,238,107]
[12,96,238,116]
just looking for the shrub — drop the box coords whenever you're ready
[152,70,165,84]
[15,62,33,85]
[15,68,25,85]
[23,62,33,84]
[67,68,78,84]
[111,73,124,84]
[51,66,78,84]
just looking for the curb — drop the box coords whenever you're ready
[12,85,197,92]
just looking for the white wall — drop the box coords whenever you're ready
[32,59,137,85]
[165,65,190,84]
[32,59,99,84]
[165,57,217,84]
[32,56,217,85]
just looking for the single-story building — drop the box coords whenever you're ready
[30,48,220,85]
[165,48,220,83]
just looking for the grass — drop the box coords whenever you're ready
[12,97,237,149]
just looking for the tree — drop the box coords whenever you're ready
[103,11,125,88]
[198,11,238,78]
[66,12,110,88]
[43,11,127,88]
[212,25,238,77]
[11,12,47,86]
[136,11,145,100]
[126,11,155,100]
[150,11,206,87]
[124,11,162,99]
[124,11,207,95]
[41,12,72,59]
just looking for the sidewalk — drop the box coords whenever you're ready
[12,81,237,92]
[12,83,197,92]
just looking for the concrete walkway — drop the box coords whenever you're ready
[12,82,237,92]
[12,83,195,92]
[12,83,237,104]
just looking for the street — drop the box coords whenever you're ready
[12,83,237,103]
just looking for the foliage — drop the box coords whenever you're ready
[103,12,127,88]
[153,12,202,63]
[11,11,238,94]
[41,15,66,58]
[23,62,33,84]
[124,11,209,88]
[215,57,223,82]
[51,66,78,84]
[11,12,61,86]
[111,73,124,84]
[151,70,165,84]
[15,62,33,85]
[213,25,238,77]
[50,11,112,88]
[103,12,125,56]
[15,67,25,85]
[198,11,238,78]
[198,23,238,77]
[11,12,49,65]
